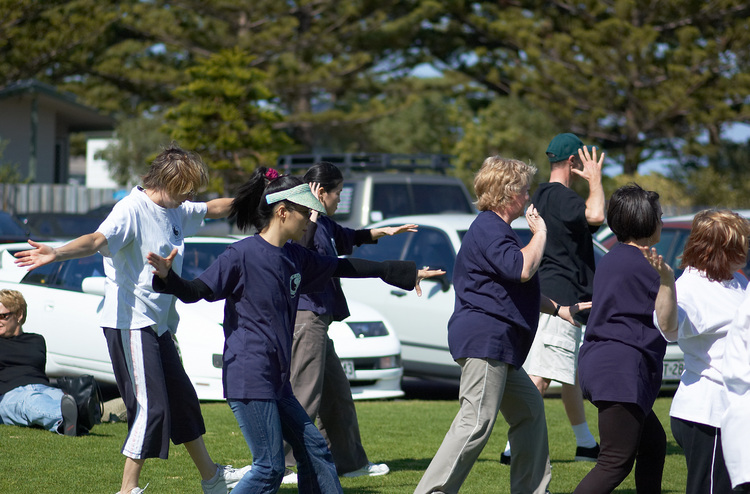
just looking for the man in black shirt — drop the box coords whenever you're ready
[0,289,78,435]
[502,133,605,463]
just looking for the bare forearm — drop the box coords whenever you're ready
[205,198,233,219]
[520,231,546,281]
[655,283,679,341]
[55,233,107,262]
[585,182,605,226]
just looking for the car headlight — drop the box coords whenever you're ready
[346,321,389,338]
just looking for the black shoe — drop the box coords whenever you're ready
[60,394,78,437]
[575,444,600,462]
[500,452,511,465]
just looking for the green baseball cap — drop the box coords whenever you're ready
[546,133,590,163]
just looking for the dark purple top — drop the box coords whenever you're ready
[578,243,667,414]
[198,235,338,400]
[448,211,541,368]
[297,215,373,321]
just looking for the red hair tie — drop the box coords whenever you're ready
[265,168,279,180]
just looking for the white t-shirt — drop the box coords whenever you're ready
[722,288,750,487]
[95,186,207,335]
[666,267,747,426]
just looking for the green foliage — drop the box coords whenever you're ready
[165,48,291,194]
[95,115,169,187]
[0,397,686,493]
[408,0,750,174]
[452,96,561,191]
[604,172,692,216]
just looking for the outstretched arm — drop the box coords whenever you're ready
[334,258,445,297]
[370,224,419,240]
[205,198,234,219]
[540,296,593,328]
[14,233,107,271]
[640,246,678,341]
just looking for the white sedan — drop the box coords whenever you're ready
[0,237,404,401]
[341,214,686,391]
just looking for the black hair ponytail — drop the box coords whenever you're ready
[232,167,304,232]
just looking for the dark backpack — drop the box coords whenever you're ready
[55,375,103,434]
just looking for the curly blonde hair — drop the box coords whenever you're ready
[474,156,537,212]
[680,209,750,281]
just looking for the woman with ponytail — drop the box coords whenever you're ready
[147,167,442,493]
[280,162,417,481]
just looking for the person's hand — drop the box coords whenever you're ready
[372,224,418,240]
[309,182,322,200]
[415,268,446,296]
[572,146,604,185]
[557,301,592,327]
[14,240,56,270]
[525,205,546,235]
[640,246,674,283]
[146,248,178,279]
[308,182,322,222]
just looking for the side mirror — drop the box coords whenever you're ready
[431,273,451,292]
[81,276,106,296]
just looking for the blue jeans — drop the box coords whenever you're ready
[229,392,342,494]
[0,384,64,433]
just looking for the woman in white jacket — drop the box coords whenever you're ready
[662,209,750,493]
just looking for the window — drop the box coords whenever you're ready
[352,232,408,263]
[371,183,411,220]
[55,255,105,292]
[402,228,456,280]
[182,242,230,279]
[412,184,473,215]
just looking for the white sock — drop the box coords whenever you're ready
[503,440,511,455]
[572,422,597,448]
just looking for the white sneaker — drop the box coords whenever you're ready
[282,468,298,485]
[202,463,252,493]
[115,484,148,494]
[341,462,390,478]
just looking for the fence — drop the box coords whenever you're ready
[0,183,118,215]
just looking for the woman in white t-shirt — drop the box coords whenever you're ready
[13,145,248,494]
[663,209,750,494]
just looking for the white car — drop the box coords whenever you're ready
[340,214,686,391]
[0,237,403,401]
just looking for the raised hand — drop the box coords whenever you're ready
[525,205,547,235]
[572,146,604,185]
[147,248,178,279]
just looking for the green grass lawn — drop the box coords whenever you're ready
[0,395,685,493]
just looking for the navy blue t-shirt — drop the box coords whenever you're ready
[578,243,667,414]
[448,211,541,368]
[297,215,357,321]
[197,235,338,400]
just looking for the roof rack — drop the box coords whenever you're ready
[276,153,454,175]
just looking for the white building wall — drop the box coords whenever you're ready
[86,137,118,188]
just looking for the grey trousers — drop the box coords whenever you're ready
[284,310,369,474]
[415,358,552,494]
